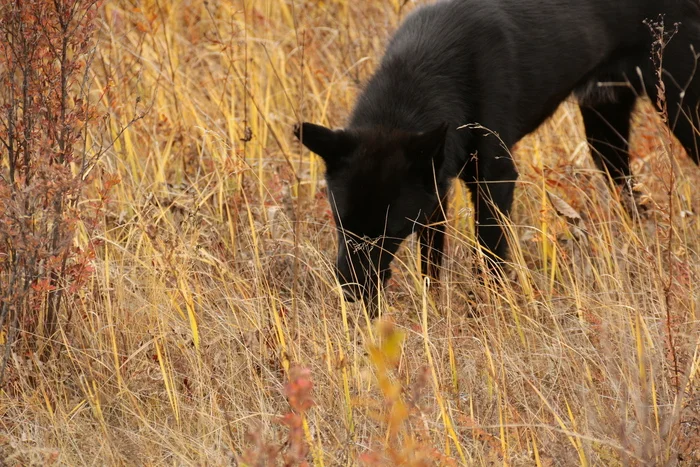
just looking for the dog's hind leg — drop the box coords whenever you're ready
[666,100,700,165]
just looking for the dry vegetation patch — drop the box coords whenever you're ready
[1,1,698,465]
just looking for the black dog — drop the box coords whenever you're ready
[294,0,700,310]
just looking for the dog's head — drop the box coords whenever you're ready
[294,122,448,307]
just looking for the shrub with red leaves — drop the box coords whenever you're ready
[0,0,103,380]
[241,365,315,467]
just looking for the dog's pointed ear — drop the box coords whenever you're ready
[293,122,356,167]
[410,122,449,172]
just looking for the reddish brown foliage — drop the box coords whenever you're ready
[0,0,103,379]
[241,365,315,466]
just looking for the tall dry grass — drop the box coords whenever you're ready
[0,0,698,465]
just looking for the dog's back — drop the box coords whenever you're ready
[349,0,693,148]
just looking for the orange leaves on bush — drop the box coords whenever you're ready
[361,320,458,466]
[0,0,106,372]
[242,365,314,466]
[285,365,314,414]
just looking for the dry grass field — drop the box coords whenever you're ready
[1,0,699,465]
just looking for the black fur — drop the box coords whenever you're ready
[295,0,700,312]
